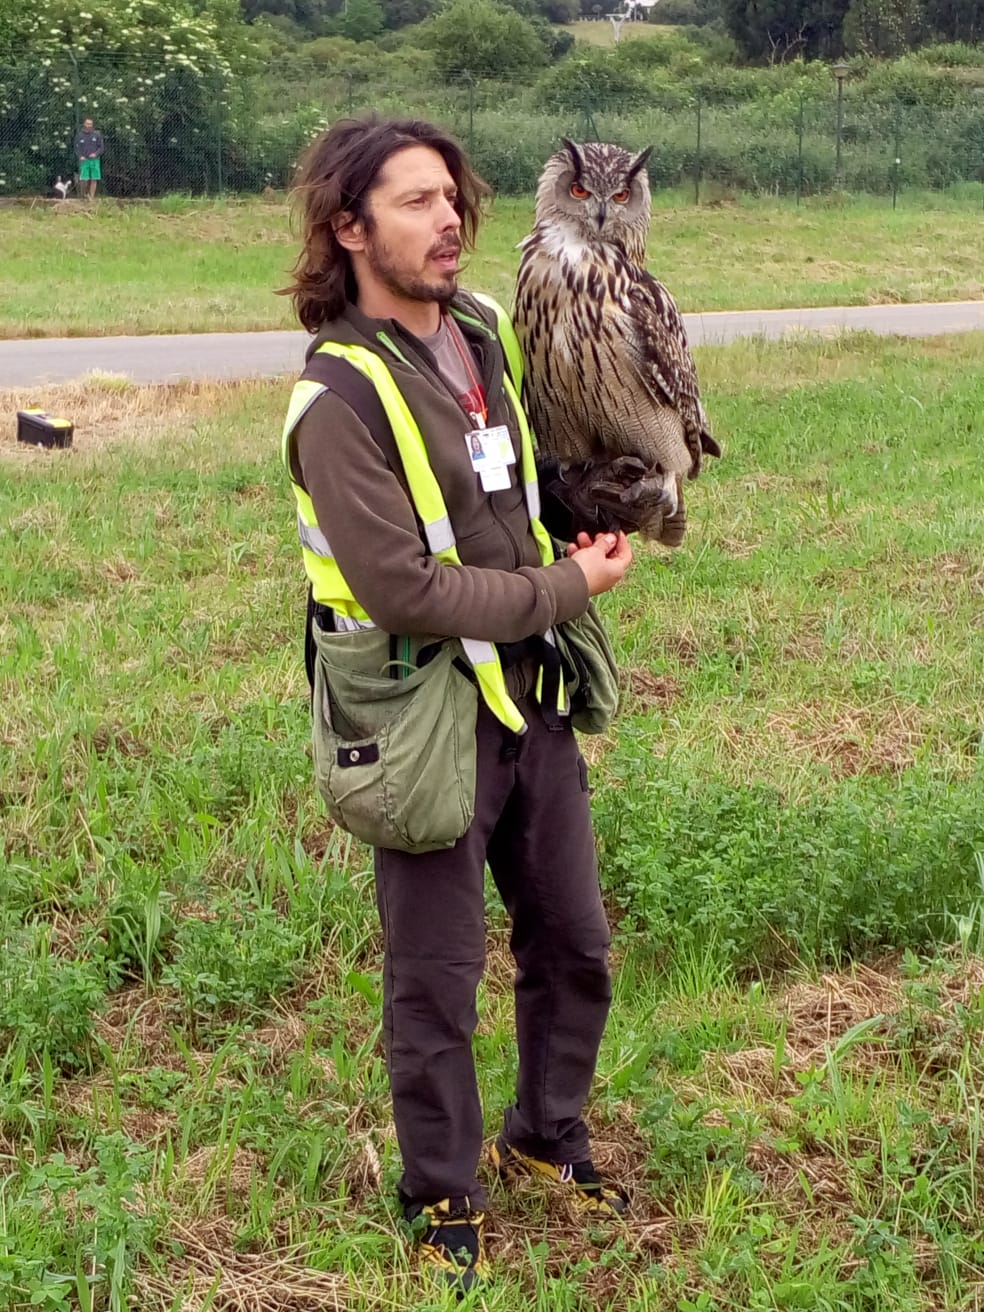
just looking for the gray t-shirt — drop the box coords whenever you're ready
[421,316,485,426]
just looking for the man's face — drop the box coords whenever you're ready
[351,145,463,308]
[84,119,93,130]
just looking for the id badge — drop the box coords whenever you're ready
[464,424,515,469]
[479,465,511,492]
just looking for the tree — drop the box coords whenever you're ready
[422,0,549,77]
[489,0,583,22]
[722,0,851,59]
[922,0,984,40]
[843,0,925,53]
[333,0,384,40]
[381,0,438,27]
[540,0,581,20]
[240,0,335,28]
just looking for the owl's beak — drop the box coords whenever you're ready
[595,204,607,230]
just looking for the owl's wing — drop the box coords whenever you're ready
[619,269,720,476]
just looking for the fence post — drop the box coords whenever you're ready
[580,88,598,142]
[67,46,81,140]
[694,93,701,206]
[463,70,475,157]
[213,69,224,198]
[796,93,804,204]
[892,103,901,211]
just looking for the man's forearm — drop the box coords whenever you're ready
[296,395,590,642]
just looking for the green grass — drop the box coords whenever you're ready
[1,333,983,1309]
[1,192,982,339]
[560,19,677,46]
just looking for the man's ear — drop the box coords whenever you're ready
[333,211,366,254]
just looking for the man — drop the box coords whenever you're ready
[74,118,103,200]
[282,115,632,1289]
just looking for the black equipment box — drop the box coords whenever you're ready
[16,409,74,449]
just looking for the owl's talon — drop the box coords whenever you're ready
[588,481,635,512]
[607,455,650,480]
[634,476,675,507]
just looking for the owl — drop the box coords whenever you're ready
[515,139,720,545]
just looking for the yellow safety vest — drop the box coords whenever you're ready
[281,296,565,735]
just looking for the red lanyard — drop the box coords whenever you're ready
[447,317,488,428]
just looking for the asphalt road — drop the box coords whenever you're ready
[3,300,983,388]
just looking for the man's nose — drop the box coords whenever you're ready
[438,197,461,230]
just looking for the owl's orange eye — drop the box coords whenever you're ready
[611,189,630,204]
[570,183,591,200]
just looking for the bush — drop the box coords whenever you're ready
[612,30,705,68]
[0,922,106,1074]
[535,50,656,112]
[161,895,307,1034]
[914,41,984,66]
[468,110,557,192]
[593,749,984,970]
[656,0,724,24]
[421,0,549,79]
[859,54,964,106]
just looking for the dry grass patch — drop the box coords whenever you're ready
[722,700,931,778]
[135,1216,350,1312]
[622,668,682,711]
[1,376,278,457]
[710,957,984,1105]
[97,985,178,1067]
[146,203,292,247]
[178,1144,266,1202]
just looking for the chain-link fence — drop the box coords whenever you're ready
[2,53,983,205]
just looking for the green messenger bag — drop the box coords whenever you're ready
[554,601,620,735]
[311,624,479,854]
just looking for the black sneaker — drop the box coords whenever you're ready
[407,1196,489,1290]
[490,1136,628,1218]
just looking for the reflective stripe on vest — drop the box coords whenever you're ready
[282,317,566,734]
[473,292,524,393]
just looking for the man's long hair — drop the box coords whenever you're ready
[283,115,490,333]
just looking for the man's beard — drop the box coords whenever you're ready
[365,230,460,306]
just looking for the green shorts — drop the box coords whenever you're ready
[79,159,101,181]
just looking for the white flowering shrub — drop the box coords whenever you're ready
[0,0,252,193]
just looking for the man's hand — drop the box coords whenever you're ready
[567,531,632,596]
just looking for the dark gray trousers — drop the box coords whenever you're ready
[373,696,612,1209]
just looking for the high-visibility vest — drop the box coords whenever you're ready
[281,296,565,735]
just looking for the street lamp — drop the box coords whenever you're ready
[832,61,849,187]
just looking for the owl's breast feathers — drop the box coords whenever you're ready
[515,230,719,478]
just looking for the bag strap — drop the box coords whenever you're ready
[301,349,398,469]
[300,352,404,697]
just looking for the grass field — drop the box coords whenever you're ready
[561,19,676,46]
[2,329,983,1309]
[1,192,983,339]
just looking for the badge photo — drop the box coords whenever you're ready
[468,433,487,464]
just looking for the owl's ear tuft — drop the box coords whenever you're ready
[561,137,585,178]
[627,146,653,181]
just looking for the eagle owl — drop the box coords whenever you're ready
[515,139,720,545]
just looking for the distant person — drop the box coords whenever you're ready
[74,118,104,200]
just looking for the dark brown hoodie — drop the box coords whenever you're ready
[290,291,590,646]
